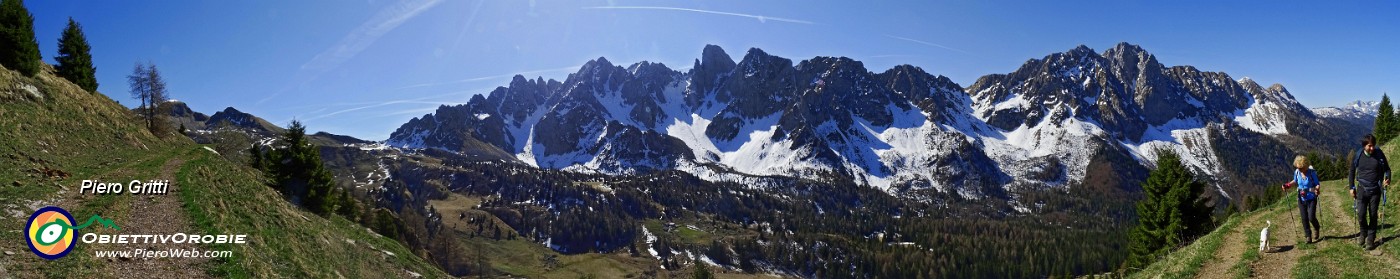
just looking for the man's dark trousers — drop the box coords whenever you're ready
[1358,181,1383,247]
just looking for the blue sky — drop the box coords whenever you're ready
[25,1,1400,140]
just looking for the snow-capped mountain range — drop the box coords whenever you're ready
[1313,100,1380,124]
[387,43,1368,199]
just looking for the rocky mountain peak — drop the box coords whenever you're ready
[697,44,736,72]
[688,45,739,107]
[208,107,256,126]
[217,106,244,115]
[1256,83,1312,117]
[562,57,628,98]
[735,47,793,79]
[1313,100,1381,121]
[797,56,868,79]
[206,106,283,135]
[1101,42,1160,86]
[710,47,798,120]
[626,61,671,75]
[965,43,1313,143]
[165,100,207,121]
[1237,77,1263,91]
[507,74,533,88]
[1067,44,1097,57]
[583,56,613,70]
[1104,42,1148,57]
[879,65,969,124]
[385,43,1358,201]
[1239,79,1300,105]
[1345,100,1381,111]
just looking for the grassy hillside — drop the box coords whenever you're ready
[1130,140,1400,278]
[177,147,447,277]
[0,64,448,277]
[0,64,164,208]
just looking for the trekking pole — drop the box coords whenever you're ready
[1297,189,1305,244]
[1291,191,1298,244]
[1285,181,1298,244]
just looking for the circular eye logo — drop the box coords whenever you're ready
[26,206,76,260]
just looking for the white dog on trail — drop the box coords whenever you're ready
[1259,220,1272,252]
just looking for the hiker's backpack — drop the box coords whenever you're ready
[1297,168,1319,201]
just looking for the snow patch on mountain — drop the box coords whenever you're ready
[1128,118,1223,175]
[1126,123,1231,200]
[389,127,431,149]
[991,94,1031,112]
[510,103,552,166]
[1313,100,1379,119]
[851,105,936,189]
[978,113,1102,188]
[593,86,638,126]
[1232,94,1289,135]
[386,43,1357,202]
[714,113,835,178]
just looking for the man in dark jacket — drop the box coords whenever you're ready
[1350,134,1391,250]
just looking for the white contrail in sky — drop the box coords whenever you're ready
[884,34,970,54]
[395,66,579,90]
[447,0,485,55]
[300,0,443,71]
[584,6,815,25]
[258,0,444,105]
[296,85,498,121]
[303,99,457,121]
[379,106,447,118]
[867,54,917,59]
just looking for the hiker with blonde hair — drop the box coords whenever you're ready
[1283,154,1322,243]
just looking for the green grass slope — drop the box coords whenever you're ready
[177,147,448,278]
[0,63,164,206]
[0,64,448,277]
[1130,140,1400,278]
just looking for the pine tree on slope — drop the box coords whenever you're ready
[56,17,98,92]
[1378,94,1397,144]
[1125,149,1213,270]
[0,0,40,76]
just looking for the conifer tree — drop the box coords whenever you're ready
[55,17,98,92]
[336,188,359,220]
[1125,149,1213,270]
[249,142,264,171]
[706,239,732,266]
[692,263,714,279]
[0,0,39,76]
[1378,94,1397,144]
[265,120,339,216]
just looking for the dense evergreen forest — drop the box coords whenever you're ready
[352,148,1138,278]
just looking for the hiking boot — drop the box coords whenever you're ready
[1367,230,1378,250]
